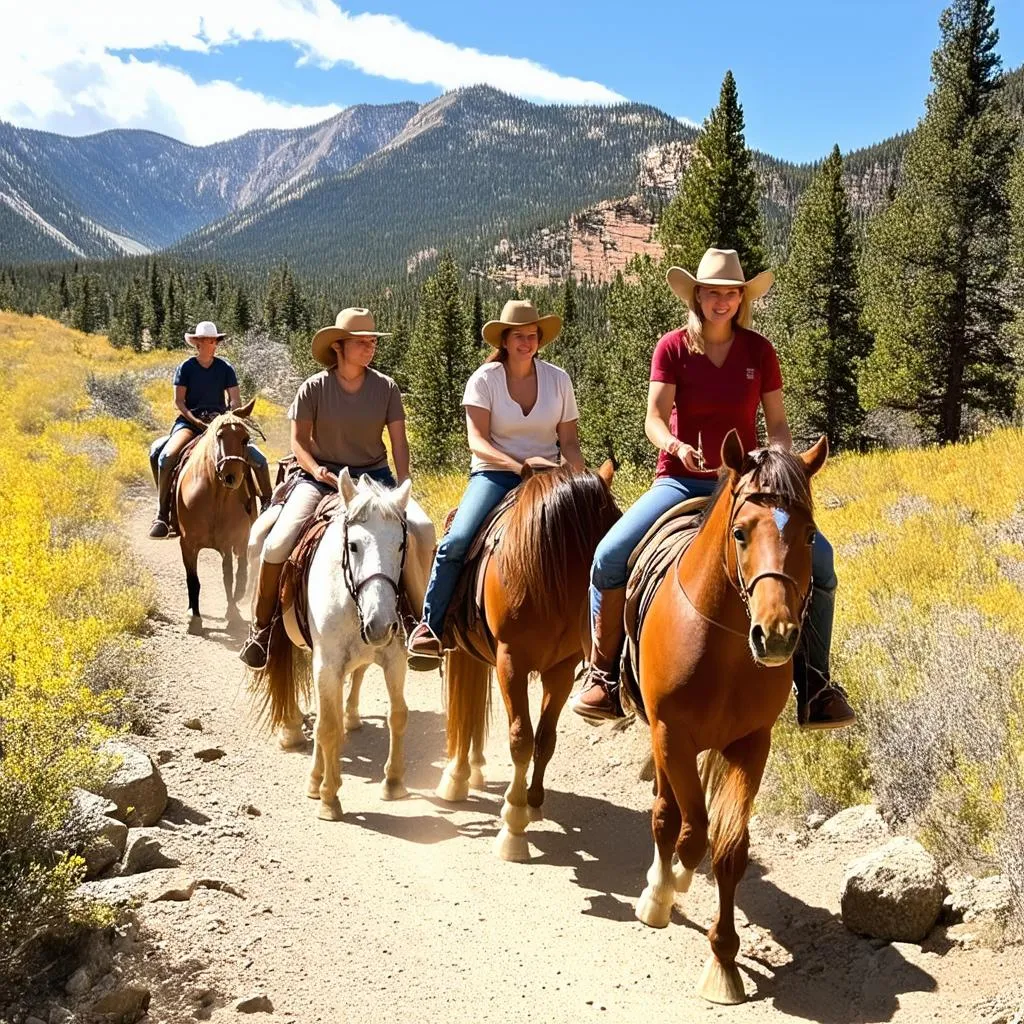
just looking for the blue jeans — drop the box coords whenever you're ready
[590,475,837,681]
[421,470,521,636]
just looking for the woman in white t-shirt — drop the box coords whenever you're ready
[407,299,584,662]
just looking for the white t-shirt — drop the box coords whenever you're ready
[463,359,580,473]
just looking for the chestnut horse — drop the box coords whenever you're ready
[176,398,260,634]
[633,430,827,1005]
[436,462,620,861]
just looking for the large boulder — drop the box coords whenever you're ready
[841,837,946,942]
[818,804,890,845]
[97,741,167,826]
[69,789,128,879]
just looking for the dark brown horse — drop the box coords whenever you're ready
[436,462,620,861]
[633,429,827,1005]
[176,397,260,634]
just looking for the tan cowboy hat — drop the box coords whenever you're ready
[666,248,774,306]
[185,320,226,344]
[310,308,392,367]
[481,299,561,348]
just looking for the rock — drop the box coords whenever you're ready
[64,965,92,996]
[98,740,167,826]
[89,984,151,1022]
[806,811,827,830]
[194,747,226,762]
[241,804,261,817]
[818,804,890,845]
[25,1016,46,1024]
[78,869,197,906]
[841,837,946,942]
[184,718,203,731]
[69,789,128,879]
[943,874,1013,926]
[117,829,181,875]
[156,749,176,764]
[234,993,274,1013]
[49,1008,73,1024]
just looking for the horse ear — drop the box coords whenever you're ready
[799,435,829,477]
[235,397,257,419]
[721,429,745,474]
[392,479,411,512]
[597,458,615,487]
[338,467,357,506]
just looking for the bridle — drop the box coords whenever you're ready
[339,509,409,645]
[212,417,264,481]
[677,487,814,640]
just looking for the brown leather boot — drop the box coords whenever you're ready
[572,587,627,723]
[793,651,856,730]
[254,462,273,514]
[149,462,175,538]
[239,561,285,669]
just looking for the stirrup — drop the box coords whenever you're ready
[239,623,273,669]
[149,517,170,539]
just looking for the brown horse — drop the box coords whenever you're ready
[176,397,260,634]
[633,429,827,1005]
[436,462,620,861]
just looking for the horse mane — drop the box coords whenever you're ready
[499,467,621,619]
[342,476,406,524]
[699,445,813,534]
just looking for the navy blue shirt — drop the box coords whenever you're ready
[173,357,238,415]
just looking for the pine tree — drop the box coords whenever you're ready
[405,254,476,469]
[161,273,187,350]
[1008,147,1024,414]
[860,0,1019,442]
[770,145,873,448]
[57,271,71,317]
[146,260,164,342]
[70,274,97,334]
[110,279,145,350]
[470,278,485,344]
[657,71,768,275]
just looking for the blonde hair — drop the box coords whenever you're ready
[685,287,753,354]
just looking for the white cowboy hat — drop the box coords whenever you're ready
[666,248,774,306]
[481,299,561,348]
[311,308,392,368]
[185,320,227,344]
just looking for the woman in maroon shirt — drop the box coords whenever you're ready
[572,248,855,730]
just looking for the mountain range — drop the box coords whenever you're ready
[1,67,1021,281]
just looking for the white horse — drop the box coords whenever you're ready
[246,468,411,820]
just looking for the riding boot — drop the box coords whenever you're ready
[572,586,627,723]
[239,561,285,669]
[149,461,175,538]
[792,649,856,730]
[254,462,273,514]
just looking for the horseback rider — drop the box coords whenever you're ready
[406,299,585,666]
[571,248,856,730]
[239,308,436,670]
[148,321,272,538]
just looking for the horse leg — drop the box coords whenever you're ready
[527,655,576,822]
[636,719,706,929]
[469,733,487,791]
[436,650,489,803]
[494,645,534,862]
[182,543,203,635]
[221,549,238,626]
[228,542,247,627]
[309,654,346,821]
[379,648,410,801]
[698,729,771,1006]
[344,665,367,731]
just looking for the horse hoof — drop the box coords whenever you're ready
[673,863,694,893]
[697,956,746,1005]
[278,727,306,751]
[318,798,343,822]
[306,778,322,800]
[500,801,531,835]
[187,616,203,636]
[494,826,531,862]
[468,767,486,790]
[381,779,409,801]
[527,803,544,822]
[435,770,470,803]
[635,886,673,928]
[344,715,363,732]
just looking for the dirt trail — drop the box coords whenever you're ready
[119,495,1020,1024]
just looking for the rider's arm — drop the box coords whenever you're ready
[556,419,585,472]
[226,385,241,411]
[387,418,411,484]
[645,381,702,473]
[174,385,206,429]
[292,419,336,487]
[465,406,523,475]
[761,390,793,450]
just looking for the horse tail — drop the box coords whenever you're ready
[248,615,308,732]
[442,648,491,763]
[700,749,753,871]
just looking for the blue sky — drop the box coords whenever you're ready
[4,1,1022,163]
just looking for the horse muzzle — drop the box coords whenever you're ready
[748,620,799,666]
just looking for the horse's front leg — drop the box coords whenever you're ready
[229,543,248,626]
[494,644,534,862]
[182,542,202,635]
[699,728,771,1006]
[309,651,346,821]
[527,655,576,821]
[378,647,410,801]
[344,665,367,731]
[221,549,240,627]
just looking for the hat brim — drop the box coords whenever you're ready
[185,333,226,344]
[311,326,393,367]
[666,267,774,306]
[481,313,562,349]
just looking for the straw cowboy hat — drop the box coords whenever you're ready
[311,308,392,367]
[482,299,561,348]
[666,248,774,306]
[185,320,227,344]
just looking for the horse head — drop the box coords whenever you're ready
[719,430,827,666]
[210,397,257,491]
[337,467,411,647]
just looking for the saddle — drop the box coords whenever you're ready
[168,436,258,533]
[619,496,710,723]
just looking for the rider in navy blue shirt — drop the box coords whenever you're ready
[148,321,272,538]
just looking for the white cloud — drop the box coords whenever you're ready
[0,1,625,145]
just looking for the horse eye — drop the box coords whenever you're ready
[732,527,746,544]
[348,541,358,554]
[807,529,817,546]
